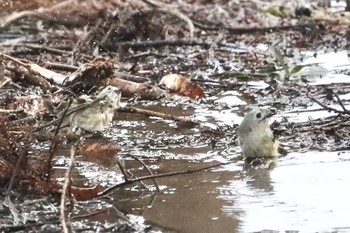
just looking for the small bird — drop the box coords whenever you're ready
[237,107,279,158]
[63,86,121,133]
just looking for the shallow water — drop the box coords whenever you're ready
[53,50,350,232]
[220,151,350,232]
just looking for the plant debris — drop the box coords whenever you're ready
[1,0,350,231]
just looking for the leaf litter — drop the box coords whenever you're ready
[1,0,350,232]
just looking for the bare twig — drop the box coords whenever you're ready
[118,107,198,127]
[2,53,31,69]
[333,92,348,112]
[25,44,71,55]
[98,159,238,197]
[60,140,80,233]
[193,20,318,34]
[46,62,78,72]
[2,53,52,91]
[45,99,73,180]
[6,140,31,194]
[116,161,129,182]
[104,39,239,50]
[126,154,160,192]
[5,134,31,225]
[309,97,350,115]
[4,196,20,225]
[0,109,24,114]
[70,19,102,65]
[24,44,93,61]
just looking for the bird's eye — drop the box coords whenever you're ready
[256,112,262,119]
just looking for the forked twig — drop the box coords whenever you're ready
[126,154,160,192]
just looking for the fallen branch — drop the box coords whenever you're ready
[118,107,199,127]
[98,159,238,197]
[2,53,53,91]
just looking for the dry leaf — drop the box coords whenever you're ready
[159,74,205,99]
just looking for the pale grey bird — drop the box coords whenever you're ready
[238,107,279,158]
[64,86,121,133]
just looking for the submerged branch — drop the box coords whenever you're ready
[98,159,239,197]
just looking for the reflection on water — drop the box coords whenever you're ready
[70,97,350,233]
[112,159,241,233]
[103,149,350,232]
[65,49,350,233]
[219,151,350,232]
[82,150,344,232]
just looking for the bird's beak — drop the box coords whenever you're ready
[262,109,277,121]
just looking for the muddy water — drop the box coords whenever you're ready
[61,51,350,232]
[105,113,350,232]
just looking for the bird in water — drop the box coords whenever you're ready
[237,107,280,158]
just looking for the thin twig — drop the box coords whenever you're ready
[24,44,93,60]
[98,159,238,197]
[104,39,239,50]
[118,107,198,127]
[193,20,317,34]
[116,161,129,182]
[5,135,31,225]
[46,62,78,72]
[25,44,71,55]
[60,140,80,233]
[4,196,20,225]
[309,97,350,115]
[126,154,160,192]
[6,140,31,195]
[0,109,24,114]
[2,53,31,69]
[45,99,73,180]
[333,92,348,112]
